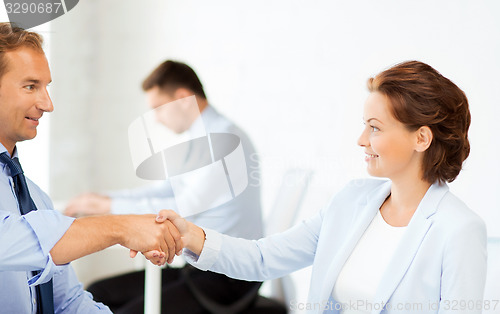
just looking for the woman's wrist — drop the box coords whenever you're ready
[185,221,206,256]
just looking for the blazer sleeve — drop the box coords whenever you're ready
[185,207,324,281]
[439,215,487,314]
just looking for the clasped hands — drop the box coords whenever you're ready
[129,210,197,266]
[63,197,200,267]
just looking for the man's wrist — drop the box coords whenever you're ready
[108,215,127,246]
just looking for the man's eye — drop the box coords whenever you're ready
[25,85,35,90]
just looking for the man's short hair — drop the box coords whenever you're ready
[142,60,206,99]
[0,23,44,81]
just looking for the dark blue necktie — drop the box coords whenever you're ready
[0,152,54,314]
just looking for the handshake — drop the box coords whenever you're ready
[53,209,204,267]
[121,210,203,266]
[61,195,206,267]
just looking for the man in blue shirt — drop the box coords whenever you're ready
[0,23,181,313]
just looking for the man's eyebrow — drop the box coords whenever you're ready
[22,79,41,84]
[22,78,52,85]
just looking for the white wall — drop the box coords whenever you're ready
[91,0,499,234]
[48,1,171,199]
[46,0,500,309]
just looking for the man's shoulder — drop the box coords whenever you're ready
[25,176,44,193]
[205,106,255,150]
[205,106,237,133]
[25,177,54,210]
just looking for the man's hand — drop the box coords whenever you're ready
[117,215,183,265]
[51,213,182,265]
[64,193,111,217]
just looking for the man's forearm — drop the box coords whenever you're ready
[50,214,181,265]
[50,215,124,265]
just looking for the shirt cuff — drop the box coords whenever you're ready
[23,210,74,256]
[184,228,222,271]
[27,254,57,286]
[23,210,75,285]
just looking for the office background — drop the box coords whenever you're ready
[4,0,499,311]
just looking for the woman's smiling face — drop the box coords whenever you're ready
[357,92,423,181]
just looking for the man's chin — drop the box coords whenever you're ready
[19,132,37,142]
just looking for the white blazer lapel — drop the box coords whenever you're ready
[320,181,392,304]
[372,183,449,311]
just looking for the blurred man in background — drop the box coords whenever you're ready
[65,60,264,313]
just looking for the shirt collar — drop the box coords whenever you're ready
[0,144,19,176]
[186,105,216,138]
[0,143,18,160]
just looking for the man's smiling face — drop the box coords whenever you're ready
[0,47,53,153]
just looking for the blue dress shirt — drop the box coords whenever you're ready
[0,143,111,313]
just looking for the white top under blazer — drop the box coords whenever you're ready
[186,179,487,314]
[332,210,407,313]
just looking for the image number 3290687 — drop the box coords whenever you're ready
[4,0,79,29]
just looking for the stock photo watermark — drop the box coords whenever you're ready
[290,299,500,312]
[3,0,79,29]
[128,95,249,216]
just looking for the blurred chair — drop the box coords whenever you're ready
[245,168,313,313]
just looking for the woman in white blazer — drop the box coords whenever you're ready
[154,61,487,313]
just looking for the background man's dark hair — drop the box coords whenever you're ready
[142,60,206,99]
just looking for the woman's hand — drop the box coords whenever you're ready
[156,209,206,256]
[138,210,206,265]
[129,216,183,266]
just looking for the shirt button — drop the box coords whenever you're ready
[33,298,36,305]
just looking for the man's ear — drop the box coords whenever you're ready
[415,126,433,152]
[173,88,196,111]
[174,88,192,100]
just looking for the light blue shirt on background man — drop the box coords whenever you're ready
[108,105,263,240]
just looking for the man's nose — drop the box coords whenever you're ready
[37,88,54,112]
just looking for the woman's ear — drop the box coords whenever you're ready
[415,126,433,152]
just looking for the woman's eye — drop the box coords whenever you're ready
[371,126,380,132]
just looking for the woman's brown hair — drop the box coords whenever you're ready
[367,61,471,183]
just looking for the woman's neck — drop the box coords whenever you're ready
[381,177,432,227]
